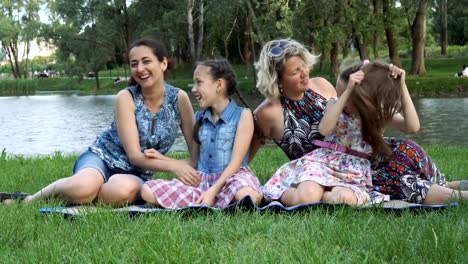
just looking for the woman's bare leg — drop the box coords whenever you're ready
[22,168,104,204]
[423,185,468,205]
[97,174,143,207]
[280,181,325,207]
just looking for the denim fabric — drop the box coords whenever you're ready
[73,150,147,183]
[196,100,249,173]
[89,83,181,179]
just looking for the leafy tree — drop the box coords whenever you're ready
[0,0,45,79]
[47,0,119,89]
[402,0,428,75]
[431,0,468,47]
[382,0,402,67]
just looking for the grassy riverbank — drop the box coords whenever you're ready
[1,146,467,263]
[1,57,468,97]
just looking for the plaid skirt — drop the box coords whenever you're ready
[144,166,262,209]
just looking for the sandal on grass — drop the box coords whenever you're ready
[0,192,29,203]
[460,180,468,191]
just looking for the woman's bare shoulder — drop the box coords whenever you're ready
[254,98,281,118]
[309,77,337,99]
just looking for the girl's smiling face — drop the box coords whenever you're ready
[191,65,218,109]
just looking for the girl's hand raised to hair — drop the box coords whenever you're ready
[347,70,365,90]
[389,64,406,83]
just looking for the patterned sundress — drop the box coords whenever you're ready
[274,89,327,160]
[271,88,447,204]
[371,138,447,203]
[263,113,389,206]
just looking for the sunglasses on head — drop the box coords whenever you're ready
[268,39,291,58]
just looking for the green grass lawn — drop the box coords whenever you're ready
[1,147,467,263]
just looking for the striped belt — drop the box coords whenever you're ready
[314,140,372,160]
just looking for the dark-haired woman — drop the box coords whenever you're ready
[1,39,199,207]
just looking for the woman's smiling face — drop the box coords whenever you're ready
[128,45,167,89]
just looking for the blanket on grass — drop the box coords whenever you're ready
[39,196,458,217]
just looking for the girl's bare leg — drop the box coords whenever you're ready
[280,181,325,207]
[234,187,263,205]
[322,186,358,206]
[423,184,468,205]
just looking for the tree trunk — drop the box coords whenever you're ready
[6,49,17,79]
[245,0,264,44]
[354,36,370,61]
[122,1,131,50]
[224,17,238,58]
[94,71,100,90]
[187,0,196,63]
[330,43,339,78]
[410,0,427,75]
[319,47,325,73]
[23,41,30,79]
[8,42,22,79]
[342,41,349,59]
[196,0,204,60]
[383,0,402,67]
[249,23,257,93]
[439,0,448,55]
[372,0,380,59]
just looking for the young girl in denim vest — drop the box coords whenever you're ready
[263,61,415,206]
[141,59,263,208]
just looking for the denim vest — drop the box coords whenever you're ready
[196,100,249,174]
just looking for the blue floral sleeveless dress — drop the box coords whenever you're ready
[89,83,181,180]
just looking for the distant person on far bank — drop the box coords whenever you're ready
[456,65,468,77]
[462,65,468,77]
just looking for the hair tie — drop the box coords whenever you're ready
[363,59,370,65]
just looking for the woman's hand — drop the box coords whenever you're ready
[195,187,218,207]
[144,149,200,186]
[144,148,168,160]
[173,160,201,187]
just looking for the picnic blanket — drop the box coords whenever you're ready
[39,196,458,217]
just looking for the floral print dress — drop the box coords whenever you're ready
[263,113,389,206]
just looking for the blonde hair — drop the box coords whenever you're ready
[254,39,319,99]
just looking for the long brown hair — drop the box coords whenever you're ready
[346,62,402,157]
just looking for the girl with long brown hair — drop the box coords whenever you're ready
[263,61,409,206]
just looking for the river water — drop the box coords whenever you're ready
[0,93,467,156]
